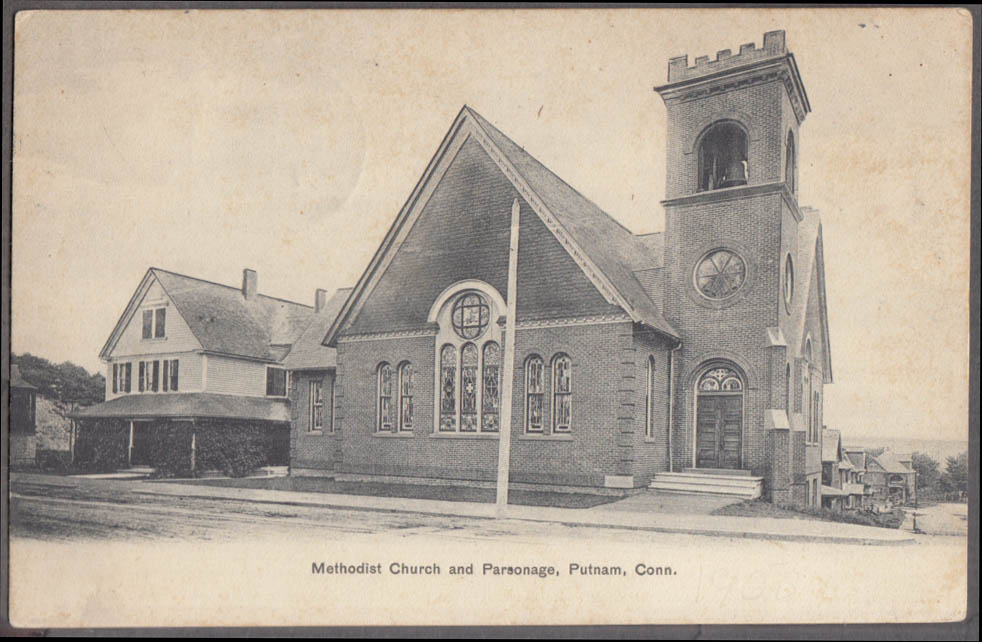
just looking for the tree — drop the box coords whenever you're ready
[10,352,105,406]
[910,452,941,490]
[940,451,968,496]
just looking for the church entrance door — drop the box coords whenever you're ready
[694,365,744,470]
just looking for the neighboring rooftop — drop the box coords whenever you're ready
[872,451,915,475]
[10,364,36,389]
[72,392,290,422]
[281,288,352,370]
[101,268,316,362]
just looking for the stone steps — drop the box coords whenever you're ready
[650,471,763,499]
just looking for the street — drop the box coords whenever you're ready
[7,476,970,628]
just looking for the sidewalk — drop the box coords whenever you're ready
[11,472,915,545]
[135,479,914,546]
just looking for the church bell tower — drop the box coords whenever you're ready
[654,31,812,477]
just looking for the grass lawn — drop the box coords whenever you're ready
[713,499,905,529]
[176,476,622,509]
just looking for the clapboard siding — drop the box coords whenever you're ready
[110,278,202,358]
[205,354,272,397]
[105,353,204,400]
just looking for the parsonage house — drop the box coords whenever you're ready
[292,30,831,508]
[77,31,832,508]
[73,268,326,473]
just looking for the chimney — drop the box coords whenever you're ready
[315,288,328,313]
[242,268,258,301]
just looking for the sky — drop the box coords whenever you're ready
[11,8,973,443]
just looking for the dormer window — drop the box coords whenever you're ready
[698,122,749,192]
[142,307,166,340]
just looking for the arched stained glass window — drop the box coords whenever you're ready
[482,342,500,432]
[552,354,572,433]
[399,362,415,432]
[460,343,479,432]
[439,345,457,432]
[525,356,544,433]
[451,293,490,340]
[697,366,743,393]
[377,363,394,432]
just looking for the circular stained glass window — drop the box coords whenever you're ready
[694,249,747,300]
[451,293,490,339]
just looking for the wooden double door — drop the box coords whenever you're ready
[695,394,742,469]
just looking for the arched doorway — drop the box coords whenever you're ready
[695,363,744,469]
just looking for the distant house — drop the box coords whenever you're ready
[821,428,867,511]
[865,450,917,506]
[74,268,322,473]
[9,364,38,467]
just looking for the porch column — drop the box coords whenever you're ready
[127,420,135,467]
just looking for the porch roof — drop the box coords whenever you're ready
[72,393,290,423]
[821,484,848,497]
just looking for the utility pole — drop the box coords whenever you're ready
[495,198,521,513]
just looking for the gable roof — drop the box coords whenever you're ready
[822,428,841,462]
[794,207,833,383]
[281,288,352,370]
[100,268,314,362]
[10,364,36,390]
[323,106,679,346]
[872,451,915,475]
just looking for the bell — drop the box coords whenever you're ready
[719,159,747,188]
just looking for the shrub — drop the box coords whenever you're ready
[73,419,129,472]
[146,421,194,478]
[196,421,270,477]
[35,448,72,473]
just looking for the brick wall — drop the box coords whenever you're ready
[334,321,636,488]
[289,370,339,472]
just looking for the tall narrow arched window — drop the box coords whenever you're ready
[552,354,573,433]
[525,355,544,433]
[698,122,749,192]
[377,362,394,432]
[482,342,500,432]
[460,343,479,432]
[786,131,796,194]
[645,356,655,439]
[398,362,415,432]
[439,345,457,432]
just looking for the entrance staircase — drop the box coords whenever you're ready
[650,468,763,499]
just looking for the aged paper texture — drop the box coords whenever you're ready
[7,7,974,629]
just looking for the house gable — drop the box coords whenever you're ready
[100,271,202,360]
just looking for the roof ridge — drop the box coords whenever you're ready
[151,267,313,309]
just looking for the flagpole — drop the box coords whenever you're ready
[496,198,521,513]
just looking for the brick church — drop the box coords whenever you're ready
[291,30,832,507]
